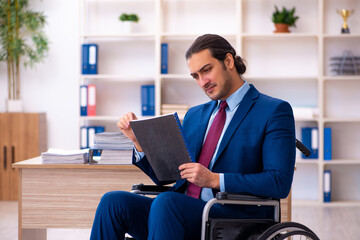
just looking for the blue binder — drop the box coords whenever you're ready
[161,43,168,74]
[87,126,105,149]
[80,126,105,149]
[148,85,155,115]
[82,44,98,74]
[141,85,155,116]
[80,85,88,116]
[324,127,332,160]
[324,170,331,202]
[301,127,318,159]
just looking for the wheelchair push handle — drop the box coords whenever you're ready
[295,139,311,157]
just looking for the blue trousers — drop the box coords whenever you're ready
[90,191,272,240]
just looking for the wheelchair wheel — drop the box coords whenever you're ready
[257,222,319,240]
[273,230,319,240]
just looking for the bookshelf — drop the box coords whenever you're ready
[79,0,360,206]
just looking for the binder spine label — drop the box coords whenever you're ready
[324,170,331,202]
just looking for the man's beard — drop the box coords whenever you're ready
[206,71,233,101]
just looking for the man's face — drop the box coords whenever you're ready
[187,49,234,101]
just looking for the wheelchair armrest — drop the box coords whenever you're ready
[216,191,274,202]
[131,183,171,195]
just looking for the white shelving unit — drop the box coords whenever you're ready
[79,0,360,206]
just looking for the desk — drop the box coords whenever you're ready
[13,157,153,240]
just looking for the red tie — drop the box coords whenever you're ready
[186,101,228,199]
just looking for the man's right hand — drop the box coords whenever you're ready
[117,112,143,152]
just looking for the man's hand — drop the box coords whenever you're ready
[117,112,143,152]
[179,163,219,189]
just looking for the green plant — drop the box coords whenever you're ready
[272,6,299,27]
[119,13,139,23]
[0,0,49,100]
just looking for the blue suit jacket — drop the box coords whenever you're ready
[134,84,296,199]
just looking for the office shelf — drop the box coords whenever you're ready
[79,0,360,206]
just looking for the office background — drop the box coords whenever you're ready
[1,0,360,204]
[0,0,359,239]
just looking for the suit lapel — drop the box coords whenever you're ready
[194,101,217,162]
[214,85,260,162]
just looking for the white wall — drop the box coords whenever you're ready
[0,0,80,149]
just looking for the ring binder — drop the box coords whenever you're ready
[130,113,192,181]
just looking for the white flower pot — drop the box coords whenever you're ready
[6,99,23,112]
[121,21,135,34]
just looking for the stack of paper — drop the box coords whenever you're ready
[92,132,133,164]
[92,149,133,165]
[42,148,89,164]
[161,104,189,120]
[93,132,133,150]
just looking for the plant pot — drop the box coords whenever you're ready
[121,21,135,34]
[274,23,290,33]
[6,99,23,112]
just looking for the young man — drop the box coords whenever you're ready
[90,34,296,240]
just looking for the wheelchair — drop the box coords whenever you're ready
[130,140,320,240]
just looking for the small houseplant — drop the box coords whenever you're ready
[0,0,49,111]
[272,6,299,33]
[118,13,139,33]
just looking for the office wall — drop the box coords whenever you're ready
[0,0,80,149]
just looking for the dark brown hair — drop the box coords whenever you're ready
[185,34,246,75]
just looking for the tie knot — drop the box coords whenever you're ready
[219,101,228,111]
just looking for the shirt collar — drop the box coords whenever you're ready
[218,81,250,111]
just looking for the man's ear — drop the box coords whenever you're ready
[224,53,234,69]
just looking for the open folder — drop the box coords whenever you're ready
[130,113,192,181]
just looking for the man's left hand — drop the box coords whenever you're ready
[179,163,220,189]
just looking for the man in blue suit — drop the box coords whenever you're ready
[90,34,296,240]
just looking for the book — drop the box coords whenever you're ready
[324,170,331,202]
[80,126,105,149]
[301,127,318,159]
[161,104,189,120]
[80,85,88,116]
[292,107,319,119]
[81,44,98,74]
[80,126,88,149]
[87,84,96,116]
[161,43,168,74]
[324,127,332,160]
[88,126,105,149]
[130,113,192,181]
[141,85,155,116]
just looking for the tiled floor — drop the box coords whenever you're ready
[1,201,360,239]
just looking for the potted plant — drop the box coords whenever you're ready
[272,6,299,33]
[0,0,49,112]
[118,13,139,33]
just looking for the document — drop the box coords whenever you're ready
[130,113,192,181]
